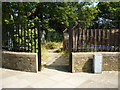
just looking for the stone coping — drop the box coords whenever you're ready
[72,52,120,55]
[2,50,37,55]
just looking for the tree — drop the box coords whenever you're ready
[97,2,120,21]
[2,2,99,43]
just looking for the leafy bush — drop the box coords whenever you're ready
[44,42,58,49]
[46,31,62,42]
[44,42,63,49]
[55,48,64,53]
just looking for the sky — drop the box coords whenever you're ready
[93,2,99,6]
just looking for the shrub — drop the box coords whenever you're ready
[55,48,64,53]
[44,42,58,49]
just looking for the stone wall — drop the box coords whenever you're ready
[2,51,38,72]
[72,52,120,73]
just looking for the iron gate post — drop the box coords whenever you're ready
[77,20,80,51]
[69,21,73,72]
[38,21,41,71]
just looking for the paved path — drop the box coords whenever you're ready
[42,48,69,72]
[0,68,118,88]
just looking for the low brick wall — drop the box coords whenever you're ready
[72,52,120,73]
[2,51,38,72]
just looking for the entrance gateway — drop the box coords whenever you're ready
[2,20,120,72]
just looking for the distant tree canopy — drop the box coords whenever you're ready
[2,2,120,42]
[96,2,120,21]
[2,2,98,33]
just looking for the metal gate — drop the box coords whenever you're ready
[2,20,42,71]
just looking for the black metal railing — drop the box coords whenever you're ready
[2,20,41,71]
[2,20,41,53]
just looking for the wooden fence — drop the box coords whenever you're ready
[63,21,120,52]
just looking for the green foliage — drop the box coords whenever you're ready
[97,2,120,20]
[77,3,99,21]
[46,31,62,42]
[2,2,99,34]
[12,21,38,52]
[2,2,38,24]
[44,42,58,49]
[44,42,63,50]
[5,2,120,53]
[55,48,64,53]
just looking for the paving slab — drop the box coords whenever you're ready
[89,72,118,87]
[2,76,30,88]
[63,74,89,87]
[51,82,76,88]
[31,78,57,88]
[48,73,70,82]
[77,79,117,88]
[1,68,118,88]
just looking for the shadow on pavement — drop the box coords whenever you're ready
[45,54,69,72]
